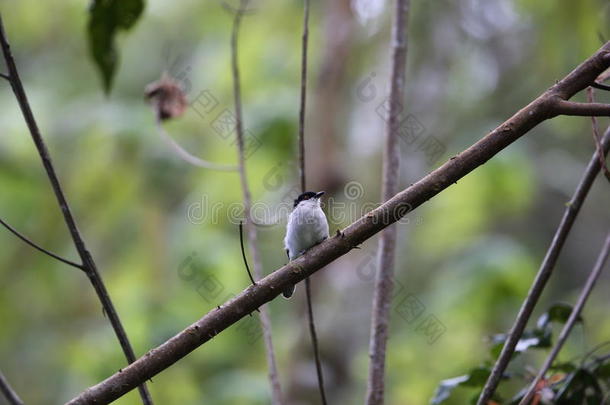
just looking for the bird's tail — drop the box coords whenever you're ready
[282,284,296,299]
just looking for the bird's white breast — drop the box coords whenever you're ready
[284,201,329,260]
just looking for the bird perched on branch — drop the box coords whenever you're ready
[283,191,329,298]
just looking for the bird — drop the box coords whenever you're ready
[283,191,329,298]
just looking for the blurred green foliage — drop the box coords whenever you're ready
[1,0,609,404]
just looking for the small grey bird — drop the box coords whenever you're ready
[283,191,329,298]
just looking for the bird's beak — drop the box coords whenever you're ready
[315,191,325,199]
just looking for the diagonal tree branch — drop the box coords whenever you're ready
[0,370,24,405]
[366,0,410,403]
[0,15,154,405]
[476,125,610,405]
[66,41,610,405]
[518,232,610,405]
[230,2,283,403]
[0,217,85,270]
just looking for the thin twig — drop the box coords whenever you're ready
[366,1,410,404]
[230,3,283,403]
[220,0,257,16]
[298,0,309,194]
[0,217,85,270]
[552,98,610,116]
[67,40,610,405]
[519,232,610,405]
[0,15,154,405]
[592,81,610,91]
[0,72,9,81]
[305,278,328,404]
[0,371,24,405]
[155,119,238,171]
[580,341,610,366]
[476,126,610,405]
[586,352,610,369]
[296,0,328,403]
[239,221,256,285]
[586,87,610,181]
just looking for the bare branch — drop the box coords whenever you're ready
[0,371,24,405]
[587,87,610,181]
[0,15,154,405]
[552,98,610,116]
[0,217,84,270]
[0,72,9,81]
[367,0,410,404]
[66,39,610,405]
[230,3,283,403]
[592,81,610,91]
[518,232,610,405]
[305,278,327,404]
[476,125,610,405]
[239,221,257,285]
[296,0,328,402]
[298,0,310,193]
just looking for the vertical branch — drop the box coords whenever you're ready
[476,126,610,405]
[366,1,410,404]
[304,279,327,404]
[586,87,610,181]
[0,371,24,405]
[298,0,310,193]
[0,15,153,405]
[229,3,284,403]
[519,232,610,405]
[297,0,328,403]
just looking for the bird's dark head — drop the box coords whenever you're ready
[293,191,325,208]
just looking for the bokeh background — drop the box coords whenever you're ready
[1,0,610,404]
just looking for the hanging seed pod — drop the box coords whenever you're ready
[145,73,188,121]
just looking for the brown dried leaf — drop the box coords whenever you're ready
[145,73,188,121]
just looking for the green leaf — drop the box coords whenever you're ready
[550,362,578,373]
[536,303,581,330]
[461,367,491,387]
[590,358,610,379]
[114,0,144,28]
[430,367,491,404]
[555,368,602,404]
[87,0,145,93]
[489,329,551,359]
[431,375,469,404]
